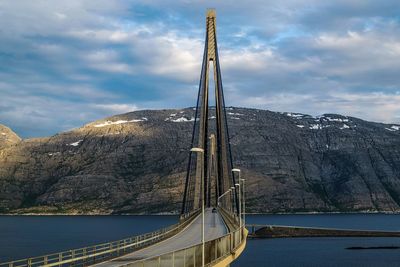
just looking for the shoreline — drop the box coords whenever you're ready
[1,211,400,216]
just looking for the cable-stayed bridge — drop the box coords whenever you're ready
[1,9,247,267]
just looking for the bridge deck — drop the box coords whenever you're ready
[95,208,227,266]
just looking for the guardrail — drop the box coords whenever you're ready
[218,208,240,232]
[0,211,200,267]
[123,226,246,267]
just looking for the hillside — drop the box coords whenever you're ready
[0,125,21,150]
[0,107,399,214]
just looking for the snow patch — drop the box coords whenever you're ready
[165,112,195,122]
[309,124,322,130]
[227,112,244,116]
[296,125,305,128]
[167,117,195,122]
[385,125,400,131]
[325,116,349,122]
[309,123,352,130]
[309,124,331,130]
[286,113,304,118]
[68,140,83,146]
[48,152,61,156]
[94,118,147,127]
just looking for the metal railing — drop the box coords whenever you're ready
[122,226,246,267]
[218,208,240,232]
[0,212,200,267]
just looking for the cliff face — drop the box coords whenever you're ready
[0,124,21,150]
[0,107,399,214]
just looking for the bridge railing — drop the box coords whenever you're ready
[0,211,200,267]
[218,207,240,232]
[123,226,247,267]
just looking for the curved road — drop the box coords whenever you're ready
[95,208,227,266]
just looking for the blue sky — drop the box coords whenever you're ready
[1,0,400,138]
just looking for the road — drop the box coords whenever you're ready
[95,208,228,266]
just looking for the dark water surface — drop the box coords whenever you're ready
[233,237,400,267]
[0,215,177,262]
[233,214,400,267]
[1,214,400,266]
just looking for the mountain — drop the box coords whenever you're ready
[0,107,399,214]
[0,124,21,150]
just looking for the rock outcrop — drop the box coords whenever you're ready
[0,107,399,214]
[0,124,21,150]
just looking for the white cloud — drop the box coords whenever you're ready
[141,34,203,81]
[236,91,400,124]
[93,104,139,114]
[84,50,134,74]
[1,0,400,137]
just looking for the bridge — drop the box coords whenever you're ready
[0,9,247,267]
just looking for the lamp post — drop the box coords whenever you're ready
[235,183,241,227]
[230,186,235,212]
[235,182,241,243]
[240,178,246,227]
[232,169,242,227]
[217,189,232,208]
[190,147,205,267]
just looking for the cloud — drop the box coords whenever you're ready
[236,91,400,124]
[84,50,134,74]
[93,104,139,114]
[0,0,400,137]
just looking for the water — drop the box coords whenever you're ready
[233,237,400,267]
[1,214,400,266]
[232,214,400,267]
[245,213,400,231]
[0,215,177,262]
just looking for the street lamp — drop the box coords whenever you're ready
[217,188,232,207]
[235,182,241,243]
[190,147,205,267]
[235,183,241,227]
[233,168,244,244]
[240,178,246,227]
[230,186,235,212]
[232,169,241,227]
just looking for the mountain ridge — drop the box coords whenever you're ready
[0,107,399,214]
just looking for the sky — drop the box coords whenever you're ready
[1,0,400,138]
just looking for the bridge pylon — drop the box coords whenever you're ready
[181,9,239,218]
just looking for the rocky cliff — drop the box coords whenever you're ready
[0,125,21,150]
[0,107,399,214]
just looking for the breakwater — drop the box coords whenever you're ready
[248,224,400,238]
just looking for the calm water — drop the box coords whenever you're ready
[1,214,400,266]
[232,214,400,267]
[0,215,177,262]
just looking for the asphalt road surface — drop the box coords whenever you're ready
[95,208,228,266]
